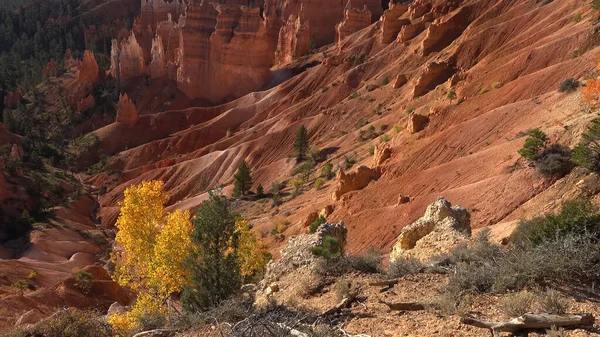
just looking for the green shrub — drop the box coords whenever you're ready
[310,235,341,259]
[512,199,600,247]
[309,215,327,234]
[500,291,536,317]
[534,144,573,178]
[74,271,93,294]
[321,162,334,180]
[346,248,382,274]
[559,78,579,92]
[12,279,28,295]
[33,309,113,337]
[447,91,457,101]
[538,289,568,314]
[314,177,325,190]
[379,134,391,143]
[572,118,600,172]
[349,92,360,99]
[518,128,548,161]
[256,184,264,197]
[387,256,423,278]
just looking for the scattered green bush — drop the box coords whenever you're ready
[442,202,600,299]
[518,128,548,161]
[518,129,572,178]
[572,118,600,172]
[12,279,28,295]
[346,248,382,274]
[308,215,327,234]
[512,199,600,247]
[310,235,341,259]
[74,271,93,294]
[387,256,424,278]
[501,291,536,317]
[33,309,113,337]
[314,177,325,190]
[321,162,335,180]
[534,144,573,179]
[538,289,568,314]
[558,78,579,92]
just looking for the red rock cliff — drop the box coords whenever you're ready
[176,2,276,103]
[336,1,372,46]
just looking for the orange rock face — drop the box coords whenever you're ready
[412,61,455,98]
[149,35,167,79]
[140,0,186,31]
[3,89,23,109]
[277,8,310,64]
[176,3,276,103]
[116,93,139,125]
[420,6,471,56]
[336,2,371,46]
[77,94,96,112]
[110,32,146,82]
[332,166,382,201]
[379,2,409,44]
[407,113,429,134]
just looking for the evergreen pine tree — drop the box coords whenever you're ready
[293,125,309,161]
[181,193,241,311]
[232,160,252,197]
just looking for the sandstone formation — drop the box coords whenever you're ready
[332,166,382,201]
[149,35,167,79]
[116,93,139,125]
[373,144,391,166]
[140,0,186,31]
[3,89,23,109]
[110,32,146,82]
[379,2,409,44]
[407,113,429,134]
[64,50,100,112]
[392,74,407,88]
[77,94,95,112]
[420,6,471,56]
[78,50,101,86]
[176,2,276,103]
[412,61,455,98]
[390,197,470,261]
[408,0,432,20]
[336,2,372,46]
[320,204,335,217]
[301,211,319,228]
[276,8,310,64]
[397,22,426,43]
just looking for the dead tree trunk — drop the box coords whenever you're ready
[377,296,427,311]
[461,313,594,335]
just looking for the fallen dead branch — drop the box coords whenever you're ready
[321,297,353,317]
[461,313,595,335]
[368,279,399,287]
[376,296,427,311]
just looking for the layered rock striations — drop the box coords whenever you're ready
[110,32,146,82]
[176,2,276,103]
[116,93,139,125]
[379,1,409,44]
[336,1,372,46]
[276,7,310,64]
[140,0,187,31]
